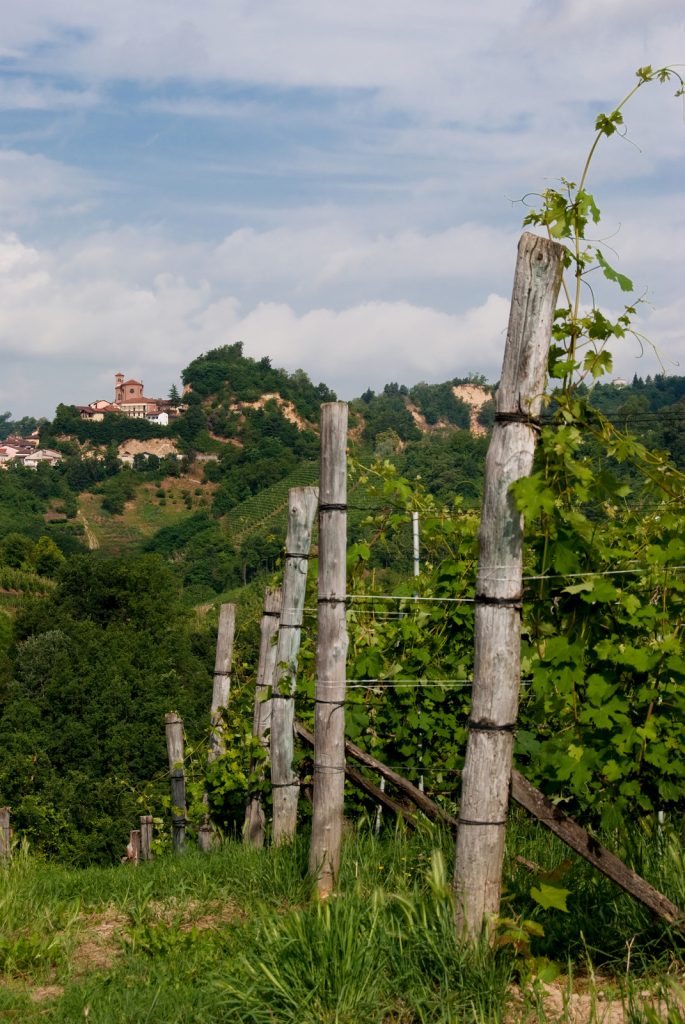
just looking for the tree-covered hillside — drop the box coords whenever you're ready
[1,351,684,862]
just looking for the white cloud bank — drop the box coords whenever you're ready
[0,222,681,417]
[0,1,683,416]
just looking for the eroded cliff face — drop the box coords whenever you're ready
[228,393,312,431]
[451,384,490,437]
[117,438,181,460]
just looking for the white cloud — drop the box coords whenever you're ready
[1,219,682,418]
[0,78,98,111]
[0,1,682,417]
[0,150,101,225]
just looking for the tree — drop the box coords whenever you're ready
[33,536,66,577]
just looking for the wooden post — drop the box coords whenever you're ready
[244,587,283,847]
[270,486,319,844]
[0,807,10,861]
[309,402,348,894]
[165,712,186,853]
[209,603,236,760]
[129,829,141,865]
[140,815,153,861]
[199,603,236,851]
[453,232,565,938]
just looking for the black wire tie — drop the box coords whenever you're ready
[475,594,522,609]
[495,411,541,427]
[319,502,348,512]
[458,817,507,827]
[285,552,310,559]
[468,719,516,733]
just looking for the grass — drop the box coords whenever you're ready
[0,823,683,1022]
[78,476,212,557]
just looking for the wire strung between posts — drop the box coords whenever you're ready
[346,678,475,687]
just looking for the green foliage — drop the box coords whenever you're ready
[356,384,421,446]
[181,342,335,421]
[44,404,169,446]
[0,555,213,862]
[522,65,684,393]
[409,381,471,428]
[96,470,137,516]
[508,67,685,827]
[0,411,42,440]
[400,430,489,503]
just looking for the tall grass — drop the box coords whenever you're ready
[0,819,683,1022]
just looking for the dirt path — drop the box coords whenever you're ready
[78,509,100,551]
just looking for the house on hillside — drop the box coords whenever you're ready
[78,401,120,421]
[3,432,40,449]
[0,443,35,467]
[24,449,62,469]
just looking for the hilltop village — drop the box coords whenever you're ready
[76,373,184,426]
[0,373,185,470]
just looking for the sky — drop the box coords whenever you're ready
[0,1,683,418]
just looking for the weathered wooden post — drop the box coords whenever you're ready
[0,807,10,861]
[453,232,565,938]
[244,587,283,847]
[165,712,187,854]
[309,401,348,894]
[209,603,236,760]
[129,829,141,865]
[199,603,236,851]
[270,486,319,844]
[140,814,153,861]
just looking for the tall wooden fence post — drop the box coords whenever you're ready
[271,486,319,844]
[309,401,348,894]
[200,603,236,851]
[244,587,283,847]
[0,807,10,861]
[209,603,236,760]
[165,712,187,854]
[453,232,565,938]
[140,814,153,861]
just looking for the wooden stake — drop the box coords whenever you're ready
[0,807,10,860]
[165,712,186,853]
[309,402,348,894]
[129,829,141,865]
[295,720,455,828]
[140,815,153,861]
[296,721,417,828]
[200,603,236,851]
[270,487,319,844]
[453,232,565,937]
[510,771,684,929]
[209,603,236,761]
[244,587,283,847]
